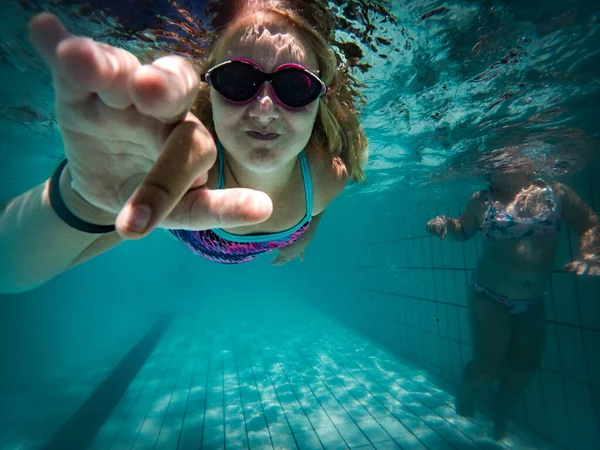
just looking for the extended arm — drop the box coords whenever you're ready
[0,166,122,294]
[427,191,486,241]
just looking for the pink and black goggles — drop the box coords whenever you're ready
[201,58,327,109]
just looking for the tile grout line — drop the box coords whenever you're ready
[174,332,206,450]
[245,333,277,449]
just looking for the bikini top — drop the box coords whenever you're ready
[481,180,561,240]
[169,141,313,264]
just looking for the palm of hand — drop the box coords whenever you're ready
[58,96,177,214]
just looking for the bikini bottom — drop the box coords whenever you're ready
[471,282,540,315]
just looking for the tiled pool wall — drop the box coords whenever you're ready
[302,166,600,450]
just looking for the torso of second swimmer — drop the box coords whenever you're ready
[472,174,560,300]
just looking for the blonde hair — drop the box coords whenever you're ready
[192,6,368,182]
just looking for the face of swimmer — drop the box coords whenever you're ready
[488,157,534,193]
[210,18,321,174]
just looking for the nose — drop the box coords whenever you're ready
[248,82,280,123]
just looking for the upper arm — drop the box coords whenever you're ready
[458,190,487,240]
[309,150,350,214]
[554,182,599,235]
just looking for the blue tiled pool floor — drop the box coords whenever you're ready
[88,303,562,450]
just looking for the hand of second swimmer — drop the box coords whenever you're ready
[564,257,600,276]
[426,216,449,239]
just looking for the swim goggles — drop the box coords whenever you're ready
[201,58,327,109]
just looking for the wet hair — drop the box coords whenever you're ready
[193,1,368,182]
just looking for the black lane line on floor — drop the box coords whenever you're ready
[44,314,173,450]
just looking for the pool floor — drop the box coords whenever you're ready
[84,302,561,450]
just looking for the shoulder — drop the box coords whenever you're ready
[305,145,349,214]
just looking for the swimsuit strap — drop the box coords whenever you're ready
[298,150,314,222]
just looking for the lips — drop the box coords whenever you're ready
[246,131,280,141]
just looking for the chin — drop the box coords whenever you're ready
[236,147,283,172]
[245,142,301,166]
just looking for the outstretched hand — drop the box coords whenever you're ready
[29,13,272,239]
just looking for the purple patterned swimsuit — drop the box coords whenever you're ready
[169,142,313,264]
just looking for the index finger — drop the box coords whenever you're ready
[29,13,70,72]
[29,13,141,106]
[29,13,93,102]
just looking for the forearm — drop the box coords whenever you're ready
[0,168,120,294]
[445,217,468,241]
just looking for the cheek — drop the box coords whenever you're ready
[286,103,319,134]
[211,93,242,129]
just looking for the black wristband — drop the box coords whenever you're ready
[48,159,116,234]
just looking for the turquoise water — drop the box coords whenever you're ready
[0,1,599,449]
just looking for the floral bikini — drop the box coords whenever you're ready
[474,180,561,314]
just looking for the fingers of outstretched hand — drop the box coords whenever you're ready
[130,56,200,123]
[116,119,218,238]
[30,13,141,106]
[29,13,70,70]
